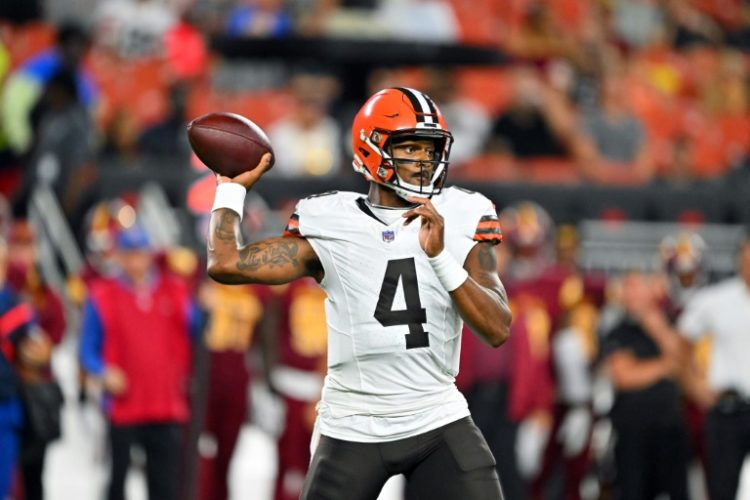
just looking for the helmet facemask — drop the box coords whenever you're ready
[354,128,453,200]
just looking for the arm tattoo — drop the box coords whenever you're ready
[238,240,299,272]
[214,211,237,242]
[477,243,497,272]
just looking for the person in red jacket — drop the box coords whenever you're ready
[78,222,198,500]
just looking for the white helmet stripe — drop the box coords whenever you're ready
[393,87,437,126]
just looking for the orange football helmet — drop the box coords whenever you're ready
[351,87,453,199]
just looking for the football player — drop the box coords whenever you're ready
[207,87,512,500]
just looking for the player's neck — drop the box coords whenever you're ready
[367,183,411,209]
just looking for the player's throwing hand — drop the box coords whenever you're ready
[216,152,273,190]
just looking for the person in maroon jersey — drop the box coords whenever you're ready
[263,278,327,500]
[459,201,556,500]
[659,231,711,488]
[530,225,606,500]
[6,220,66,500]
[195,279,272,500]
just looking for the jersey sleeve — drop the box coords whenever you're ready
[281,193,339,239]
[283,211,301,238]
[446,190,502,266]
[677,289,713,341]
[473,211,503,245]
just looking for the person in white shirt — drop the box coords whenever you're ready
[677,237,750,500]
[206,87,512,499]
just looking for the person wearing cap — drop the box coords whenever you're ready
[677,237,750,500]
[0,235,40,500]
[78,223,199,500]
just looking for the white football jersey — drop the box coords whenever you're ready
[285,186,501,442]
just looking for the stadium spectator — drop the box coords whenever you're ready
[0,235,38,500]
[99,110,141,170]
[664,0,724,49]
[0,22,96,158]
[504,3,580,64]
[578,65,655,184]
[267,71,342,178]
[14,67,97,223]
[423,67,491,167]
[610,0,666,49]
[225,0,293,38]
[7,220,66,500]
[94,0,177,59]
[78,223,198,500]
[485,66,575,161]
[137,83,191,159]
[677,238,750,500]
[375,0,459,42]
[0,0,42,24]
[602,271,691,500]
[726,1,750,50]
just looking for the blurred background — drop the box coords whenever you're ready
[0,0,749,499]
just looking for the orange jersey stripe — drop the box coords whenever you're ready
[473,232,503,243]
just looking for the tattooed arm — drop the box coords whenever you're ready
[207,208,322,285]
[452,242,511,347]
[206,154,322,285]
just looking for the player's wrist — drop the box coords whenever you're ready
[428,250,468,292]
[211,182,246,220]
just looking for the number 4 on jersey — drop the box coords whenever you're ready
[374,258,429,349]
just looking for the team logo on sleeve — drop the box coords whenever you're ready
[382,230,395,243]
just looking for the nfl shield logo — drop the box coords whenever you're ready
[382,230,395,243]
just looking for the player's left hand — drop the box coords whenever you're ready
[403,196,444,257]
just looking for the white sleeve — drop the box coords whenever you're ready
[677,291,713,341]
[451,195,501,266]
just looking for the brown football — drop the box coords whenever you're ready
[187,112,274,178]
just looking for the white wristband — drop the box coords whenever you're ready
[211,182,246,220]
[428,250,468,292]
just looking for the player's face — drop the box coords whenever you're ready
[390,139,437,187]
[118,249,154,281]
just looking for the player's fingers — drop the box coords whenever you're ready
[258,152,273,173]
[402,206,434,225]
[407,196,440,216]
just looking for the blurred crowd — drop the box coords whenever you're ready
[2,0,750,207]
[0,1,749,500]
